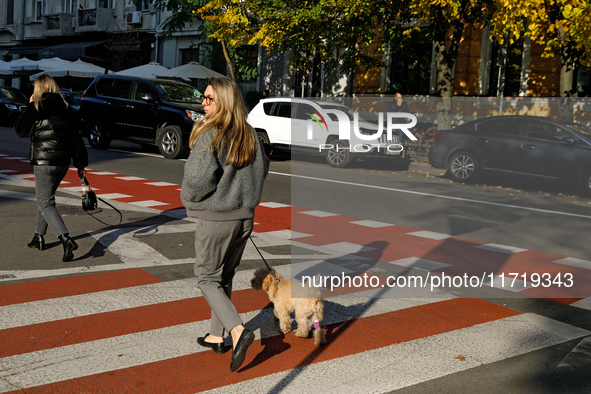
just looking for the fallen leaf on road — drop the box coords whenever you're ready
[454,355,467,361]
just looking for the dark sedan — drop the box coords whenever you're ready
[0,86,28,126]
[428,115,591,193]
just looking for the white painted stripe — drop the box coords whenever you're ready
[96,193,132,199]
[88,171,117,175]
[571,297,591,311]
[557,337,591,367]
[259,202,291,208]
[390,257,450,271]
[261,230,312,239]
[3,156,26,160]
[61,186,99,192]
[144,181,177,186]
[0,294,450,392]
[299,210,339,217]
[129,200,169,207]
[321,242,376,254]
[408,230,454,240]
[553,257,591,270]
[0,190,37,201]
[0,265,279,330]
[115,176,145,181]
[269,171,591,220]
[474,243,528,254]
[350,219,393,228]
[201,314,590,394]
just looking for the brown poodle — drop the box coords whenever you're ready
[250,268,326,345]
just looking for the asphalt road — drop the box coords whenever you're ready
[1,126,590,393]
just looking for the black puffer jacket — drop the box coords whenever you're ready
[15,93,88,168]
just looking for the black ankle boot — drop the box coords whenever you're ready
[58,234,78,262]
[27,234,45,251]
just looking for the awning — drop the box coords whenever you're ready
[108,37,155,52]
[8,45,46,56]
[38,41,106,60]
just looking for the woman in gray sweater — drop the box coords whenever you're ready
[181,77,269,372]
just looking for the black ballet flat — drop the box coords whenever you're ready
[197,334,228,354]
[230,328,254,372]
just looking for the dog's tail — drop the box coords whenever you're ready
[312,299,326,345]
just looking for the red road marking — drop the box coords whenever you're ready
[0,288,270,358]
[5,298,520,393]
[0,269,161,306]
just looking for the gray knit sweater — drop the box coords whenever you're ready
[181,129,269,221]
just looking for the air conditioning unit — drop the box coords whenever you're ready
[125,11,142,25]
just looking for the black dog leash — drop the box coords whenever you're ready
[80,175,123,226]
[249,236,280,284]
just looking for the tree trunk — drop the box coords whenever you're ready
[435,39,453,130]
[433,7,465,131]
[221,39,236,82]
[559,27,574,123]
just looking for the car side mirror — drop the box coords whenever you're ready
[563,137,577,146]
[142,93,156,103]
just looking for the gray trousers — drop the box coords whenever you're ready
[34,165,69,237]
[194,218,254,337]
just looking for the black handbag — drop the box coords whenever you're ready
[79,174,122,226]
[80,176,98,211]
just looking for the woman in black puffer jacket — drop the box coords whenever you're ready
[15,74,88,262]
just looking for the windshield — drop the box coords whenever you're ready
[0,87,27,100]
[155,83,203,104]
[568,123,591,139]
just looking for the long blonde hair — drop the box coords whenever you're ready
[188,77,256,168]
[31,74,68,111]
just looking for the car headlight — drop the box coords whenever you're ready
[4,104,19,111]
[186,110,204,122]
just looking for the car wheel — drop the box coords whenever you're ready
[257,131,270,145]
[448,150,479,182]
[158,126,186,159]
[325,139,354,168]
[88,121,111,149]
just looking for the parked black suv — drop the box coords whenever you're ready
[78,75,204,159]
[0,86,28,126]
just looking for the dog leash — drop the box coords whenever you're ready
[249,236,280,284]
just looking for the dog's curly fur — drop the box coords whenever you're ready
[251,268,326,345]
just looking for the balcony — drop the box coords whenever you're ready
[43,13,75,37]
[75,8,115,33]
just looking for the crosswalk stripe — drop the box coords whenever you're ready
[0,298,521,393]
[0,269,161,306]
[200,314,590,394]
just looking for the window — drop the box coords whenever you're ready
[274,102,291,118]
[140,0,151,11]
[476,118,521,136]
[522,120,573,142]
[181,48,200,65]
[96,79,117,97]
[64,0,73,13]
[263,102,274,115]
[111,80,133,99]
[35,0,44,22]
[132,82,156,101]
[98,0,114,8]
[6,0,14,24]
